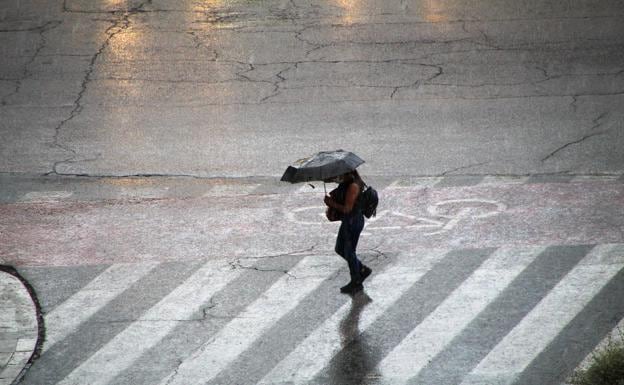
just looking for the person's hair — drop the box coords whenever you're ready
[345,170,365,189]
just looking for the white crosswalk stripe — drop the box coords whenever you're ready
[460,244,624,385]
[157,254,344,385]
[57,259,242,385]
[376,246,546,384]
[43,263,159,353]
[259,248,450,384]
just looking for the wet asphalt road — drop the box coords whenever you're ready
[1,0,624,384]
[1,0,623,177]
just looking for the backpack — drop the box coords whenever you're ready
[360,185,378,218]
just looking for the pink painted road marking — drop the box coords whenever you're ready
[1,180,622,266]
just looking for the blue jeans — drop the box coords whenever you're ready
[335,213,365,282]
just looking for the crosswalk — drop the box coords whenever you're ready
[260,248,451,384]
[18,244,624,385]
[43,263,160,354]
[57,259,242,385]
[461,245,623,385]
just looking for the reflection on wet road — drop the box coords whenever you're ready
[1,0,623,177]
[326,292,380,385]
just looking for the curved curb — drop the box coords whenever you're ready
[0,266,45,385]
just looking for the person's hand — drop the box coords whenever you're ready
[324,195,333,207]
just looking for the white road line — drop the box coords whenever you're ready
[20,191,73,202]
[43,263,159,353]
[376,246,546,385]
[157,254,344,385]
[203,183,260,196]
[479,176,530,186]
[569,175,620,183]
[460,244,624,385]
[57,259,242,385]
[258,248,450,385]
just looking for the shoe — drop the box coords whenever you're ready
[360,266,372,283]
[340,281,363,294]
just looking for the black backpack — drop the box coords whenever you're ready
[360,185,378,218]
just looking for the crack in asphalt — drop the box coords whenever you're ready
[185,31,218,60]
[235,246,319,261]
[535,70,624,84]
[229,259,298,279]
[242,35,624,65]
[226,245,321,279]
[233,258,297,271]
[98,298,234,323]
[293,21,478,48]
[291,14,624,28]
[570,95,579,112]
[252,59,448,101]
[364,245,391,264]
[0,22,61,33]
[200,297,218,319]
[62,0,152,14]
[473,26,501,50]
[163,359,184,385]
[82,43,620,103]
[254,90,624,104]
[294,25,327,58]
[259,63,297,102]
[4,5,619,177]
[51,4,624,21]
[542,112,611,162]
[439,161,492,176]
[46,1,152,177]
[235,63,277,87]
[1,21,62,106]
[391,63,444,99]
[91,318,206,323]
[425,71,624,89]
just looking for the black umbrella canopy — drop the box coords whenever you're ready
[281,150,365,183]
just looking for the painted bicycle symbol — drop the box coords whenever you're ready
[285,199,506,236]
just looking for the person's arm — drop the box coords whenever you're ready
[324,183,359,214]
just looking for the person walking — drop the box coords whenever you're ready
[323,170,372,294]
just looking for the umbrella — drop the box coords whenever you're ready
[281,149,365,193]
